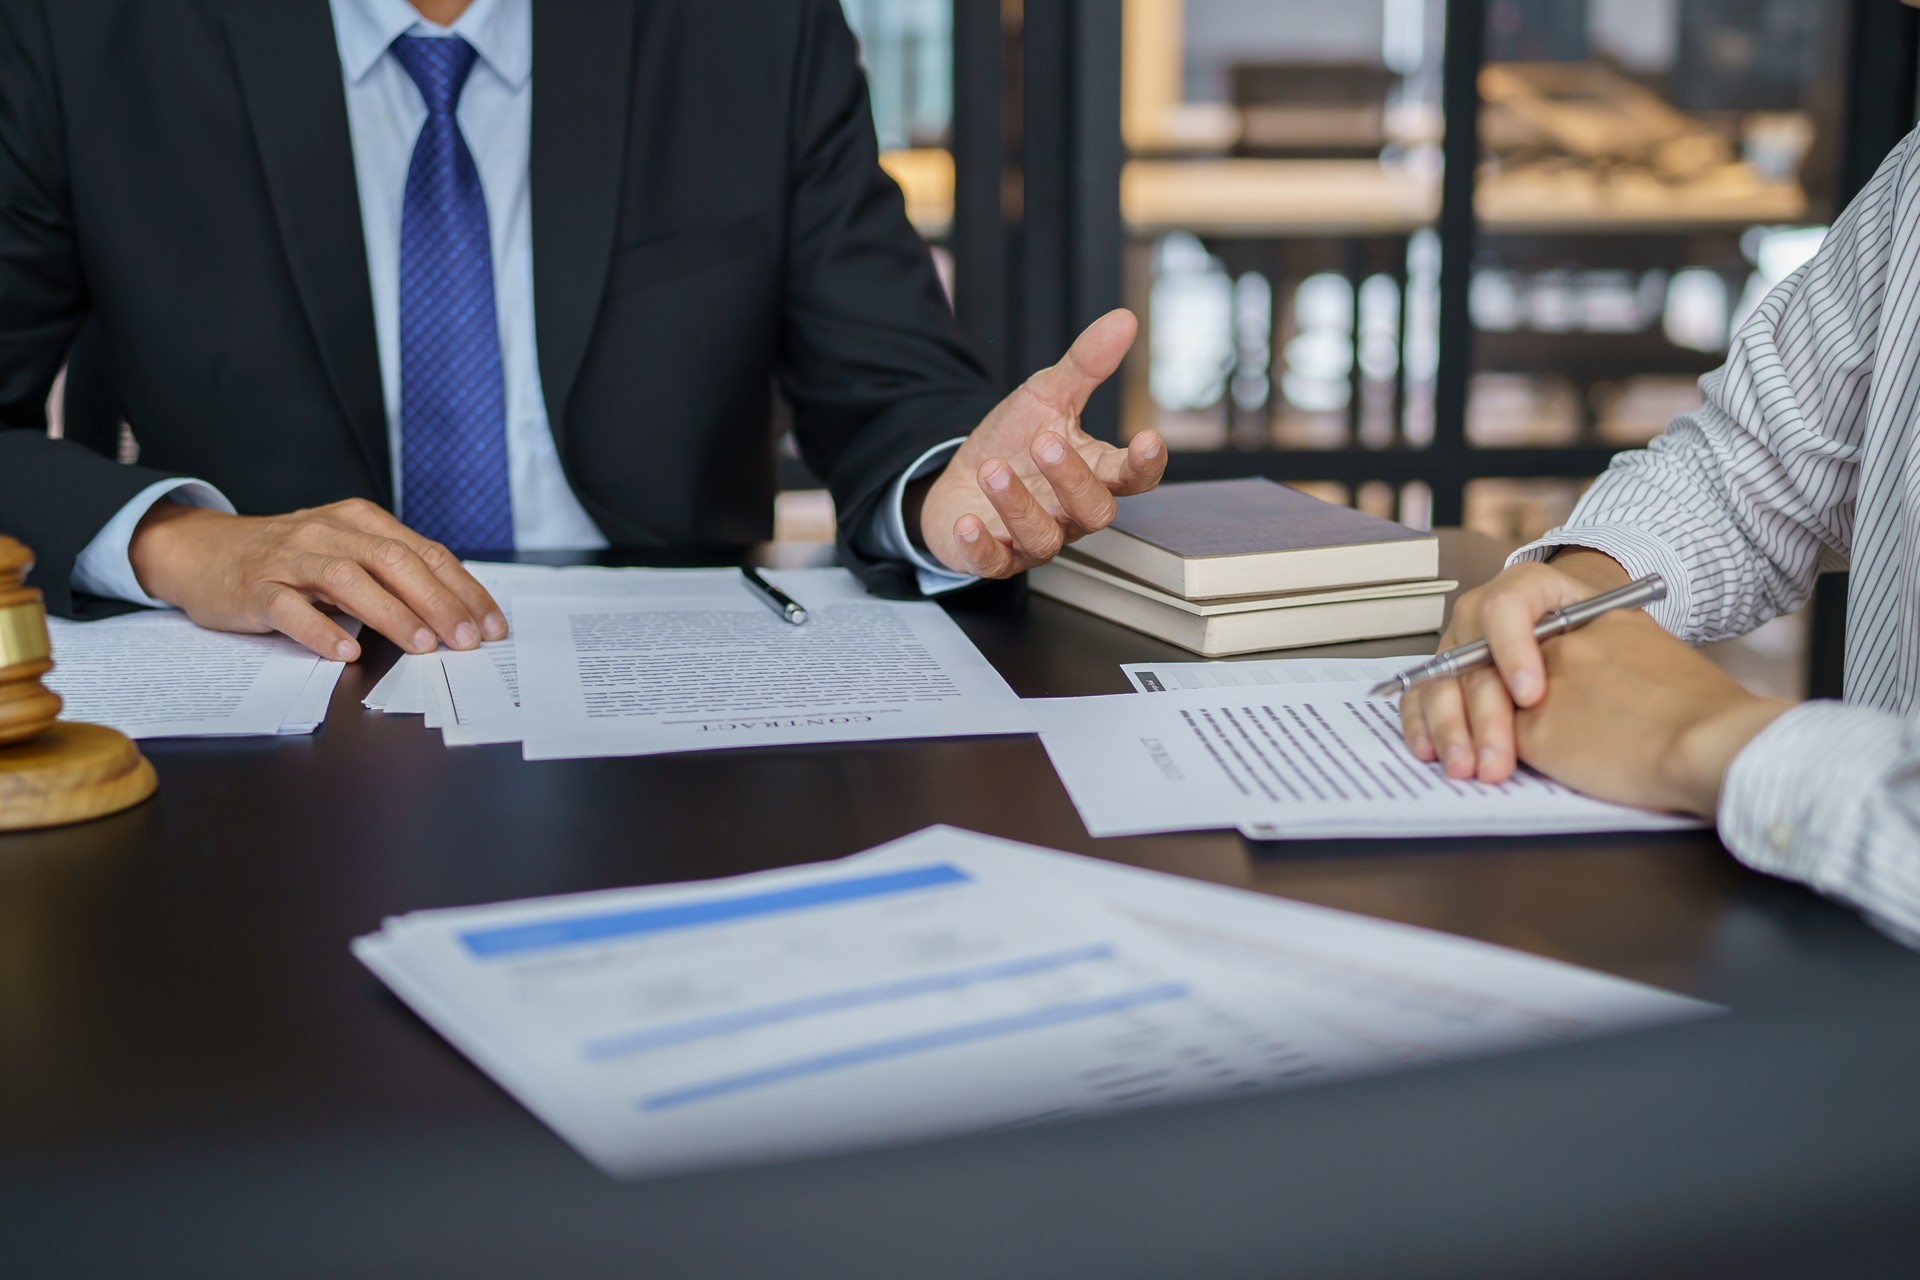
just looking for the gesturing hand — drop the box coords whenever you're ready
[917,309,1167,577]
[128,498,507,661]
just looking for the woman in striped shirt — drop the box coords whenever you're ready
[1401,127,1920,945]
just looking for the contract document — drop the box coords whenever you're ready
[355,827,1711,1178]
[45,612,352,738]
[1030,682,1701,838]
[512,570,1030,760]
[431,564,746,747]
[1124,656,1418,693]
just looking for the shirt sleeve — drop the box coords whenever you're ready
[1720,701,1920,947]
[71,479,237,608]
[1507,128,1917,647]
[860,437,977,596]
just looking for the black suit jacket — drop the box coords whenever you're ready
[0,0,996,615]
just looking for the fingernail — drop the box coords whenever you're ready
[1444,746,1473,776]
[1036,436,1065,464]
[1411,731,1432,759]
[412,628,434,652]
[1479,747,1501,777]
[960,523,981,543]
[1512,670,1539,702]
[454,622,478,649]
[1140,436,1162,458]
[985,466,1011,491]
[336,640,357,661]
[484,612,507,640]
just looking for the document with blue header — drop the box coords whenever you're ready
[354,827,1710,1177]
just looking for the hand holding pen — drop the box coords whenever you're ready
[1371,574,1667,697]
[1394,553,1669,786]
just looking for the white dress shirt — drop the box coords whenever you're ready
[1513,125,1920,946]
[72,0,967,603]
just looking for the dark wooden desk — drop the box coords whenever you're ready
[4,533,1917,1279]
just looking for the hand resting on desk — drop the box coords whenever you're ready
[1399,549,1793,816]
[127,497,507,662]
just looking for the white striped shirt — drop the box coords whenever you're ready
[1514,125,1920,947]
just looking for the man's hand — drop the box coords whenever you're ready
[128,498,507,661]
[917,309,1166,577]
[1400,549,1632,782]
[1508,610,1793,817]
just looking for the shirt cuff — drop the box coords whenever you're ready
[71,479,237,608]
[866,436,977,596]
[1718,700,1905,890]
[1507,525,1695,638]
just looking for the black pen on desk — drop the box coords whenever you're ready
[741,566,809,626]
[1368,573,1667,698]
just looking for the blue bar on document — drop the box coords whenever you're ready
[459,863,972,959]
[580,943,1119,1061]
[637,982,1193,1113]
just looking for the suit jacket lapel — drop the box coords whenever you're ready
[223,0,391,501]
[530,0,638,443]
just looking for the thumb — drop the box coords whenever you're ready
[1019,309,1139,417]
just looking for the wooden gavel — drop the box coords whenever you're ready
[0,535,65,744]
[0,536,156,830]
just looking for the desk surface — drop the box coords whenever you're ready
[5,533,1918,1279]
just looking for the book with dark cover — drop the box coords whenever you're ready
[1070,478,1438,600]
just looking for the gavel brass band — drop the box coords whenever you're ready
[0,601,52,667]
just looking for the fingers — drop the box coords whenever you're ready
[1477,581,1551,708]
[1460,665,1519,782]
[329,501,507,642]
[297,553,439,656]
[1400,690,1436,762]
[1091,430,1166,497]
[1032,433,1117,534]
[1019,309,1139,419]
[331,533,485,650]
[1416,678,1478,779]
[978,459,1066,563]
[259,586,364,662]
[948,514,1021,578]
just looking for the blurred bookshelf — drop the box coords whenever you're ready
[828,0,1911,578]
[1104,0,1855,552]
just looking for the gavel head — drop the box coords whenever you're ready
[0,536,64,746]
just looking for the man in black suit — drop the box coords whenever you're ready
[0,0,1164,660]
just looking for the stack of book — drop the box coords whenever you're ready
[1030,478,1456,656]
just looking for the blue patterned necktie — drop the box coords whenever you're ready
[392,35,513,552]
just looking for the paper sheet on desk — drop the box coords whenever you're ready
[511,569,1031,760]
[1031,681,1701,839]
[354,826,1713,1178]
[1124,656,1420,693]
[361,563,743,741]
[432,564,747,747]
[45,612,354,738]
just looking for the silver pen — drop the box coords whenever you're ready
[1368,574,1667,698]
[740,566,809,626]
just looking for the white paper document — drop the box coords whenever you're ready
[512,569,1031,760]
[365,653,428,714]
[45,611,349,738]
[355,826,1711,1178]
[1125,656,1418,693]
[1030,682,1701,839]
[431,563,746,747]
